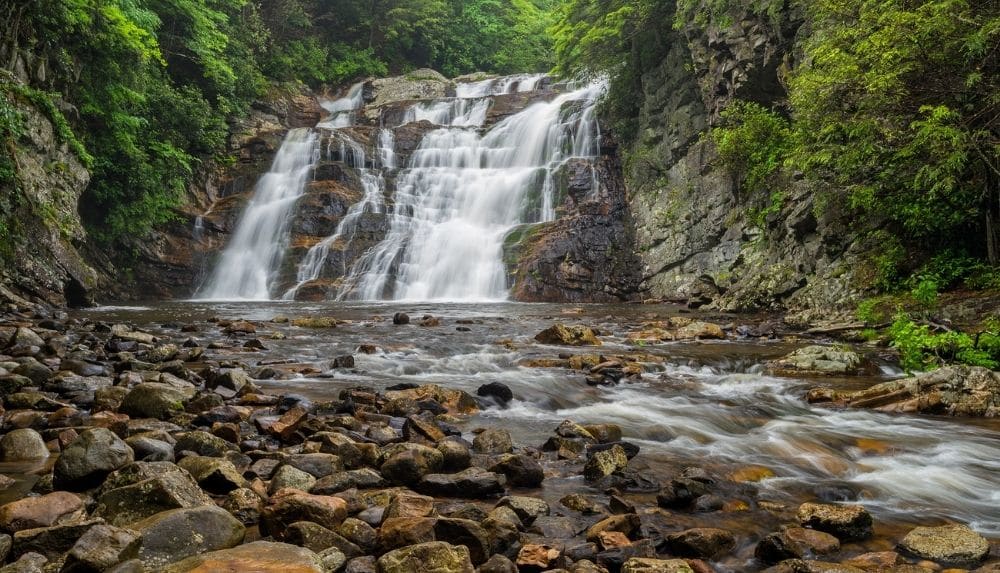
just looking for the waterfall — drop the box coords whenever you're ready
[202,74,604,302]
[338,80,604,301]
[198,128,319,300]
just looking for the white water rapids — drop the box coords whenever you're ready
[200,74,603,302]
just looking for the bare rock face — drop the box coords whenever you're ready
[0,83,100,307]
[806,365,1000,417]
[363,70,453,120]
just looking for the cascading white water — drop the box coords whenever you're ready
[319,82,365,128]
[198,128,318,300]
[338,81,604,301]
[282,133,388,300]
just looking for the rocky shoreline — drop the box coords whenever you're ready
[0,303,997,573]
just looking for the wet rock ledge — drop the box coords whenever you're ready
[0,307,996,572]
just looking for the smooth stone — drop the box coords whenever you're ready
[162,541,324,572]
[899,524,990,565]
[54,428,134,490]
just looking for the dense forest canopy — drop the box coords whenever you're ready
[0,0,997,295]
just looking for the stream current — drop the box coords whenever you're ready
[75,299,1000,567]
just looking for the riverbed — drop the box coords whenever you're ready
[78,300,1000,569]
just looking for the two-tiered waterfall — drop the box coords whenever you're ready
[199,73,605,301]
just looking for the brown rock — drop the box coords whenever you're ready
[260,489,348,539]
[665,528,737,559]
[517,544,561,571]
[0,492,84,533]
[535,324,601,346]
[797,503,873,540]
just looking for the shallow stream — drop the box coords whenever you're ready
[78,301,1000,567]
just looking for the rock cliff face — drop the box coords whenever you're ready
[0,86,100,307]
[628,1,868,319]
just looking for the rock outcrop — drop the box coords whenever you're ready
[626,0,868,317]
[807,365,1000,416]
[0,82,101,307]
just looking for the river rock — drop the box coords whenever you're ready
[221,488,262,525]
[517,543,560,571]
[269,464,317,494]
[807,365,1000,416]
[383,384,478,414]
[177,455,247,494]
[120,383,194,420]
[665,527,736,559]
[312,468,386,494]
[173,430,236,457]
[621,558,695,573]
[418,467,507,498]
[377,541,474,573]
[479,554,518,573]
[206,368,250,398]
[797,503,873,540]
[63,523,140,572]
[94,462,215,526]
[392,313,410,325]
[384,492,435,520]
[260,489,348,537]
[285,521,360,555]
[477,382,513,405]
[584,444,628,481]
[162,540,325,573]
[535,324,601,346]
[771,345,862,375]
[489,454,544,488]
[0,429,49,461]
[54,428,134,490]
[496,495,549,525]
[473,428,513,455]
[130,505,245,568]
[674,321,725,340]
[381,445,444,484]
[754,527,841,564]
[0,492,84,533]
[586,513,641,543]
[898,524,990,565]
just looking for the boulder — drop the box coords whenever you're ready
[260,489,348,538]
[664,527,736,559]
[0,429,49,461]
[754,527,840,564]
[221,488,263,525]
[584,444,628,481]
[771,345,862,375]
[535,324,601,346]
[63,523,140,572]
[120,383,195,420]
[376,541,474,573]
[495,496,549,525]
[176,455,247,494]
[173,431,236,457]
[269,464,317,494]
[206,368,250,398]
[54,428,134,490]
[380,445,444,485]
[311,469,387,494]
[674,321,725,340]
[796,503,873,540]
[130,505,245,569]
[417,467,506,498]
[384,492,435,520]
[489,454,544,488]
[472,429,513,455]
[10,519,102,560]
[94,462,215,526]
[476,382,513,405]
[162,540,324,573]
[0,492,84,533]
[898,524,990,565]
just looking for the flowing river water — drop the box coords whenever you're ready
[71,300,1000,569]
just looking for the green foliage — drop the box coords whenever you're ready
[709,100,792,229]
[909,276,939,311]
[550,0,673,141]
[790,0,1000,265]
[888,312,1000,372]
